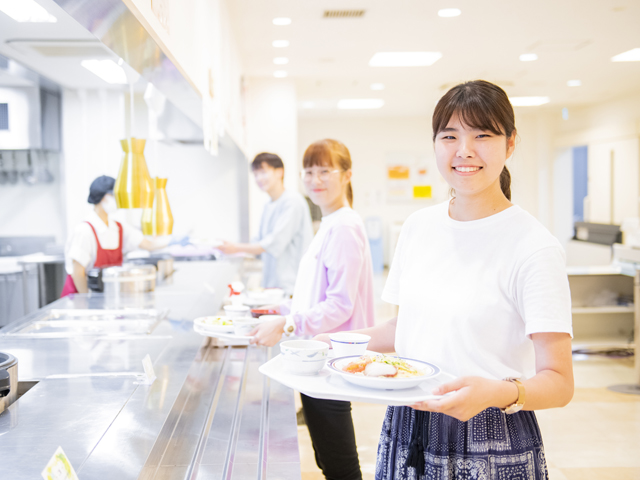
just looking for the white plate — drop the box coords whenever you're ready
[327,355,440,390]
[193,324,252,346]
[259,353,455,406]
[193,316,234,333]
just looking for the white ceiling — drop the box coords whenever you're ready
[229,0,640,117]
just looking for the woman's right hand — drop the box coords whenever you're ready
[313,333,331,347]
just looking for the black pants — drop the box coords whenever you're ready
[300,393,362,480]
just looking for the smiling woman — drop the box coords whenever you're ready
[340,80,574,480]
[433,80,516,206]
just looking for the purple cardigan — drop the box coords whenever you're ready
[281,209,376,336]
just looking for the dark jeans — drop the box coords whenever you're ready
[300,394,362,480]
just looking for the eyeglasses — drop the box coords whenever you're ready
[300,168,341,182]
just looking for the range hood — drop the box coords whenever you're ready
[0,55,61,151]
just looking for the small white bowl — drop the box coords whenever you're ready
[224,305,251,319]
[329,332,371,357]
[280,340,329,375]
[233,317,261,336]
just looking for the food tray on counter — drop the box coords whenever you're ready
[193,324,253,346]
[258,353,456,406]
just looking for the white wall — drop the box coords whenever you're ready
[0,150,65,243]
[245,78,298,238]
[550,90,640,243]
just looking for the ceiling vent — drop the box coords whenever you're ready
[323,10,365,19]
[6,40,114,58]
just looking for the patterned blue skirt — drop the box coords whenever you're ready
[375,406,548,480]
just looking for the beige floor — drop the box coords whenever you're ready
[296,276,640,479]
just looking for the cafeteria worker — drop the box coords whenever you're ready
[61,175,164,296]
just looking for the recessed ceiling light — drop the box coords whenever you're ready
[337,99,384,109]
[273,57,289,65]
[302,101,315,109]
[273,70,288,78]
[81,59,127,84]
[567,79,582,87]
[369,52,442,67]
[370,83,385,91]
[0,0,57,22]
[519,53,538,62]
[509,96,550,107]
[438,8,461,17]
[611,48,640,62]
[272,17,291,26]
[272,40,290,48]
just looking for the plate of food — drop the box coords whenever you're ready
[193,315,234,333]
[327,354,440,390]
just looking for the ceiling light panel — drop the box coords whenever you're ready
[272,40,289,48]
[272,17,291,26]
[611,48,640,62]
[370,83,385,91]
[438,8,461,17]
[509,96,550,107]
[338,99,384,109]
[273,57,289,65]
[519,53,538,62]
[301,101,315,109]
[0,0,57,23]
[81,59,127,84]
[273,70,288,78]
[567,80,582,87]
[369,52,442,67]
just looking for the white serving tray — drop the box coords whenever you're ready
[193,324,253,346]
[259,354,456,406]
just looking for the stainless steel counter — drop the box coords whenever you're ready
[0,260,301,479]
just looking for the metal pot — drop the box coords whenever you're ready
[128,254,175,285]
[102,264,156,296]
[0,352,18,414]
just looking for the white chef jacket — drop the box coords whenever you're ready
[64,210,144,274]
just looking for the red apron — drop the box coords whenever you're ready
[60,221,124,297]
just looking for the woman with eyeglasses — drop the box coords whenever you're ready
[251,139,375,480]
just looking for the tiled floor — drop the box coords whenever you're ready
[296,274,640,479]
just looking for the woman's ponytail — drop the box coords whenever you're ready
[500,166,511,201]
[346,182,353,207]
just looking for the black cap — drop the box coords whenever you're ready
[88,175,115,204]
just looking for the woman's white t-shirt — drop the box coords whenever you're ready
[382,201,572,381]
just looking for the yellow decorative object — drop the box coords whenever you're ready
[115,138,154,209]
[141,177,174,235]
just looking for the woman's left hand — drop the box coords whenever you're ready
[409,376,517,422]
[249,316,286,347]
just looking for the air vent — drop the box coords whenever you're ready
[323,10,365,18]
[6,40,113,58]
[0,104,8,130]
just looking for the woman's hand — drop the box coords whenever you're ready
[218,241,240,255]
[250,316,286,347]
[409,376,518,422]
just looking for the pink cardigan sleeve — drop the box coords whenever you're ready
[291,225,366,336]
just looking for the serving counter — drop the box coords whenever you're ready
[0,260,301,479]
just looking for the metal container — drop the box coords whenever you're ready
[102,264,156,296]
[0,352,18,414]
[128,254,174,285]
